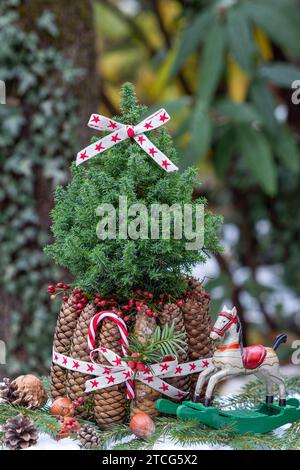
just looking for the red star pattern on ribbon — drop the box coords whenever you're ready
[202,360,210,368]
[145,376,154,383]
[54,354,58,361]
[103,367,111,375]
[149,147,157,157]
[91,380,99,388]
[92,115,100,123]
[95,143,105,152]
[160,363,169,372]
[175,366,183,375]
[123,371,131,379]
[107,375,115,384]
[144,121,153,129]
[159,112,168,122]
[80,151,87,161]
[113,358,122,366]
[62,357,67,365]
[87,364,95,373]
[108,120,117,129]
[138,135,146,145]
[189,363,196,371]
[160,383,169,392]
[73,361,79,369]
[111,133,121,143]
[162,160,170,170]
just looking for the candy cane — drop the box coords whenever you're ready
[88,310,134,399]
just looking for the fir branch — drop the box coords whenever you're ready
[126,324,186,364]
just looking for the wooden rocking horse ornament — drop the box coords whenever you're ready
[194,306,287,407]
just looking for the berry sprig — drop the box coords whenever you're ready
[71,288,89,315]
[48,282,71,300]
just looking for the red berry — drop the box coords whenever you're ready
[145,309,152,316]
[148,293,153,299]
[124,316,130,322]
[136,305,142,312]
[48,285,56,294]
[135,289,141,295]
[176,300,184,307]
[162,355,174,362]
[158,301,163,306]
[63,296,68,302]
[132,352,139,357]
[204,294,210,299]
[123,304,130,311]
[168,306,174,313]
[116,310,123,317]
[77,303,85,310]
[128,360,137,371]
[152,312,158,318]
[143,291,148,297]
[136,362,146,372]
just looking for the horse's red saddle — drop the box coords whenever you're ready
[242,344,267,369]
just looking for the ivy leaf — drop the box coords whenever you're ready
[170,9,214,77]
[197,21,225,105]
[237,125,277,195]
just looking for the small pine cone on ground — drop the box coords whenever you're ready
[78,423,101,449]
[93,318,127,429]
[51,294,78,400]
[181,278,214,394]
[130,307,160,419]
[66,302,97,419]
[158,303,191,399]
[4,414,38,450]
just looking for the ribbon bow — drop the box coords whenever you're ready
[76,109,178,173]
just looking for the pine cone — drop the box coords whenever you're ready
[93,318,126,429]
[4,414,38,450]
[130,307,160,418]
[1,375,47,409]
[51,295,78,399]
[78,424,101,449]
[181,278,214,394]
[66,302,97,419]
[158,303,191,398]
[0,378,17,404]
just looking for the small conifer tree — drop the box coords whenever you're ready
[45,83,222,298]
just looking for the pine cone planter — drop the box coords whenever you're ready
[4,414,38,450]
[158,303,191,398]
[181,278,214,394]
[50,278,213,427]
[130,307,161,419]
[66,302,97,419]
[50,294,78,399]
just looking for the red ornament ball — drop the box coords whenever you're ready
[130,413,155,440]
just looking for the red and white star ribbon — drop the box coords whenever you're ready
[76,109,178,173]
[52,348,212,401]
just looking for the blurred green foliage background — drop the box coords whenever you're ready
[1,0,300,375]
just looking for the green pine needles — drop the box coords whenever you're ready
[45,83,222,297]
